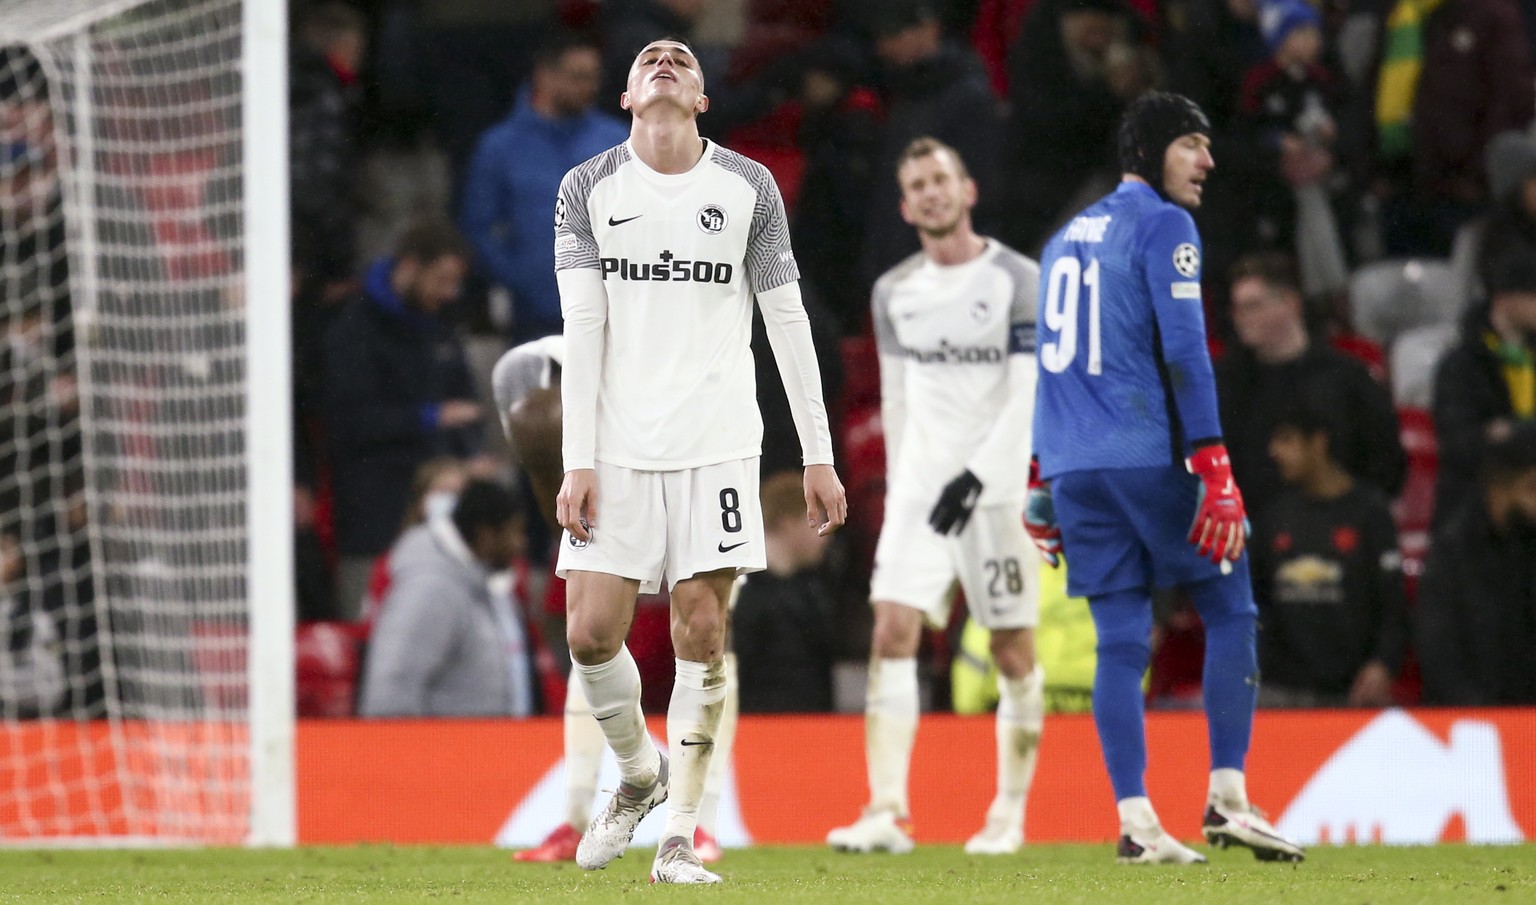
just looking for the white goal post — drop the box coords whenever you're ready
[0,0,293,845]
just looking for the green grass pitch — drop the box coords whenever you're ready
[0,843,1529,904]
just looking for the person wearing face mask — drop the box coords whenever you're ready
[358,479,535,717]
[1415,423,1536,705]
[358,457,469,627]
[1432,248,1536,527]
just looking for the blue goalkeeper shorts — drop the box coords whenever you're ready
[1051,464,1250,599]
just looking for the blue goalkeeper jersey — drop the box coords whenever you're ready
[1033,181,1223,480]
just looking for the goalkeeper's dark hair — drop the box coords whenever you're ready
[1482,423,1536,486]
[451,479,522,542]
[394,218,470,266]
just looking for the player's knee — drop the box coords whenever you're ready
[989,628,1035,676]
[566,621,622,665]
[870,603,922,658]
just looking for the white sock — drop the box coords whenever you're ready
[660,658,728,843]
[572,645,660,787]
[866,656,919,817]
[1117,796,1161,834]
[1208,768,1248,810]
[698,652,738,837]
[988,664,1045,832]
[562,678,606,829]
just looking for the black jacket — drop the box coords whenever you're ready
[733,568,839,712]
[1431,304,1522,527]
[323,260,481,556]
[1216,343,1407,520]
[1415,500,1536,705]
[1250,484,1409,696]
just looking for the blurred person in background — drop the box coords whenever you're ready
[732,471,838,712]
[358,456,469,627]
[856,0,1004,297]
[290,0,367,299]
[323,219,485,620]
[1250,405,1407,708]
[1216,252,1405,520]
[1432,248,1536,527]
[359,479,533,717]
[459,31,627,344]
[1415,424,1536,705]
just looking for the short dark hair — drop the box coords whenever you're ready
[1482,422,1536,486]
[1271,402,1341,460]
[1229,252,1302,296]
[393,218,469,266]
[896,136,970,181]
[534,30,601,71]
[451,479,521,541]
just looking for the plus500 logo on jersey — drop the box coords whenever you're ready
[600,254,735,284]
[902,340,1004,364]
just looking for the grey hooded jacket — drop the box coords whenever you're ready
[358,518,518,717]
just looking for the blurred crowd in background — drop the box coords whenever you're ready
[5,0,1536,720]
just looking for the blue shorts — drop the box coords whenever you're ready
[1052,465,1250,599]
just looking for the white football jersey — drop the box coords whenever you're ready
[555,139,800,470]
[873,240,1040,506]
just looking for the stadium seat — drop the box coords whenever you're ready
[1349,258,1462,349]
[295,621,370,718]
[1329,332,1386,381]
[1390,322,1458,409]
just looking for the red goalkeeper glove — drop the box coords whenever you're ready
[1023,458,1063,568]
[1186,444,1247,564]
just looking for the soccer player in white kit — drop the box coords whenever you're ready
[826,138,1046,856]
[553,39,846,884]
[491,337,740,865]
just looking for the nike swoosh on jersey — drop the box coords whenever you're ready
[717,541,748,553]
[607,214,643,226]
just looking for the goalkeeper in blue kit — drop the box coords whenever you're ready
[1026,93,1305,865]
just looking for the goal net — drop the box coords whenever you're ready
[0,0,292,844]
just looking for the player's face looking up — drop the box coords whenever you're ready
[621,41,708,118]
[1161,132,1214,209]
[897,149,976,239]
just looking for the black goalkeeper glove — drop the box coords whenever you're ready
[928,469,983,536]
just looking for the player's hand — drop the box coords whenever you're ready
[557,468,598,542]
[1024,484,1063,569]
[804,463,847,537]
[929,469,983,536]
[1186,444,1247,564]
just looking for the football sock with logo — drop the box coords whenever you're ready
[572,645,660,788]
[988,664,1046,830]
[661,658,728,844]
[697,653,738,837]
[1088,589,1153,802]
[1188,572,1258,774]
[866,656,920,817]
[562,679,606,829]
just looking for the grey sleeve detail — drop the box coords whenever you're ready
[870,253,925,357]
[993,245,1042,326]
[554,145,628,272]
[713,148,800,292]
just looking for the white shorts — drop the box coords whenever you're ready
[556,458,765,594]
[869,498,1038,630]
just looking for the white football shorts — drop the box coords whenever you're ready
[869,497,1038,630]
[557,457,765,594]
